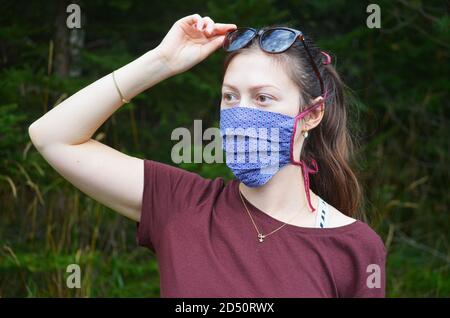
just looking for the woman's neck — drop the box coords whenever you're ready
[238,164,318,225]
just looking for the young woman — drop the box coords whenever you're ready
[29,14,386,298]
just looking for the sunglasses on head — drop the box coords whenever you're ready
[223,27,332,98]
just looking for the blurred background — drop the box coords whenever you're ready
[0,0,448,297]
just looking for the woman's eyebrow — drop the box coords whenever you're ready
[222,83,280,91]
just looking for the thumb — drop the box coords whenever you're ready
[205,34,226,53]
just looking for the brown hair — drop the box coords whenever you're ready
[222,25,363,218]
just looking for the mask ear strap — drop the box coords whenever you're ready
[289,90,327,212]
[321,51,332,65]
[300,158,319,212]
[289,91,327,165]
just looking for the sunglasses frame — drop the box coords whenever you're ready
[223,27,325,96]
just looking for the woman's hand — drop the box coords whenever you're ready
[154,14,237,77]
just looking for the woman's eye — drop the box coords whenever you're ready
[222,93,273,104]
[257,95,272,103]
[223,93,236,102]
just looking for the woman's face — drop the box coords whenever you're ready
[220,51,301,117]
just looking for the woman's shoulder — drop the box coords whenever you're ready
[326,203,386,254]
[327,204,358,227]
[323,205,387,297]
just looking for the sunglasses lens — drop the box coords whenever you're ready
[223,28,256,52]
[260,29,297,52]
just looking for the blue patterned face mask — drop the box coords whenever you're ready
[220,107,293,185]
[219,99,326,212]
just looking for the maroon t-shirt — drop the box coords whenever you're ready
[137,159,386,298]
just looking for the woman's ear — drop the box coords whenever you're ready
[302,96,325,131]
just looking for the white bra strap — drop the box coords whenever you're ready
[315,196,329,228]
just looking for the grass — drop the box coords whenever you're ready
[0,171,161,297]
[0,247,160,297]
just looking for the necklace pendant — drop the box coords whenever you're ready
[258,234,265,243]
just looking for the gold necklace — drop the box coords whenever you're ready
[238,187,308,243]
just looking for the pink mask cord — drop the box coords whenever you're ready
[289,90,328,212]
[321,51,332,65]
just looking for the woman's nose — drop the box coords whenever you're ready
[236,96,257,109]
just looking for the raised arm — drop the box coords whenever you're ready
[28,48,172,221]
[28,14,236,222]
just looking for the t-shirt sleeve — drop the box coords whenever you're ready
[136,159,224,253]
[337,222,387,298]
[352,239,386,298]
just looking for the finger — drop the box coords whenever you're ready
[202,16,215,35]
[179,13,204,31]
[204,34,226,53]
[178,13,202,26]
[195,17,204,31]
[212,23,238,34]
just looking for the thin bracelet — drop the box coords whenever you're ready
[112,71,130,103]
